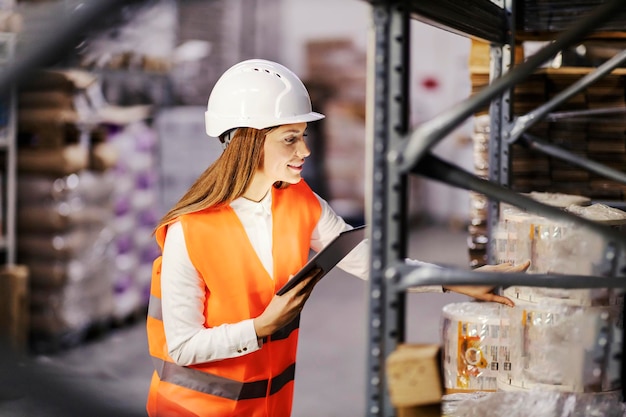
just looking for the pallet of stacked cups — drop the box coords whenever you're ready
[441,299,623,414]
[442,191,595,395]
[494,195,626,407]
[17,171,116,352]
[441,301,509,394]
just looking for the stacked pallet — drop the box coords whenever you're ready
[18,172,116,352]
[510,67,626,198]
[17,69,153,352]
[17,70,111,352]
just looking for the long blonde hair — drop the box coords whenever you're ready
[156,127,289,231]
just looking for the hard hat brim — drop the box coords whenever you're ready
[205,111,325,138]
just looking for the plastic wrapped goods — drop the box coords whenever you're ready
[496,209,604,276]
[18,201,111,233]
[499,203,626,306]
[566,203,626,230]
[442,390,624,417]
[18,171,116,205]
[17,171,117,349]
[441,302,509,392]
[502,300,622,392]
[29,260,113,336]
[524,192,591,208]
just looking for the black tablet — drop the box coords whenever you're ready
[276,225,367,295]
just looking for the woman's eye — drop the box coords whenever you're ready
[284,133,307,144]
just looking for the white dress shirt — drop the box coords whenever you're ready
[160,191,442,366]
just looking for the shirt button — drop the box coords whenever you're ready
[237,349,242,353]
[243,347,248,351]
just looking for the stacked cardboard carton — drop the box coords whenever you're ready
[17,69,153,351]
[468,38,626,266]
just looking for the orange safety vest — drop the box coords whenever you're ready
[146,180,322,417]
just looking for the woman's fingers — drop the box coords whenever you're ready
[475,259,530,273]
[473,292,515,307]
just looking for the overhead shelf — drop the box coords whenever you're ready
[364,0,509,44]
[517,0,626,35]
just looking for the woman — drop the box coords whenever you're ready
[146,59,529,417]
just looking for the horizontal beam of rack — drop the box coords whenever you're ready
[363,0,508,44]
[412,152,626,250]
[521,133,626,186]
[389,262,626,291]
[509,48,626,145]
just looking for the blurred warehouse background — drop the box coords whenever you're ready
[2,0,476,355]
[2,0,625,416]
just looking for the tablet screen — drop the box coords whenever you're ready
[276,225,366,295]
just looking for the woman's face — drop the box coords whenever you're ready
[259,122,310,185]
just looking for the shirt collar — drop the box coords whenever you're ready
[230,190,272,215]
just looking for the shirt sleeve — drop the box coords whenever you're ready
[311,194,443,293]
[160,221,262,366]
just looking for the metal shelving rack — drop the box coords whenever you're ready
[0,32,16,266]
[363,0,626,416]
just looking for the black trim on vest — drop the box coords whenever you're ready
[269,363,296,395]
[270,314,300,341]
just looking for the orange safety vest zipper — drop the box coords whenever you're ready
[146,180,321,417]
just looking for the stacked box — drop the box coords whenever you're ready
[17,69,153,349]
[0,264,29,351]
[510,69,626,198]
[17,171,116,351]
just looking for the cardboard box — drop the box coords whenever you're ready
[0,264,29,351]
[386,344,443,408]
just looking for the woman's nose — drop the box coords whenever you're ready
[296,139,311,158]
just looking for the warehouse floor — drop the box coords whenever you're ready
[0,222,472,417]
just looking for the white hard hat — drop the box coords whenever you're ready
[205,59,325,138]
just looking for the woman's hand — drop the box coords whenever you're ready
[443,260,531,307]
[253,268,323,339]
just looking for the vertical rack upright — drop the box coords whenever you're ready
[0,32,16,267]
[364,1,513,415]
[363,1,626,416]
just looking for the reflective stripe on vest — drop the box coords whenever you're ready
[147,294,298,398]
[148,294,162,321]
[152,357,296,400]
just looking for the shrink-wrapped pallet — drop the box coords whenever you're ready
[441,302,509,393]
[500,203,626,306]
[441,390,624,417]
[17,171,115,351]
[500,300,622,393]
